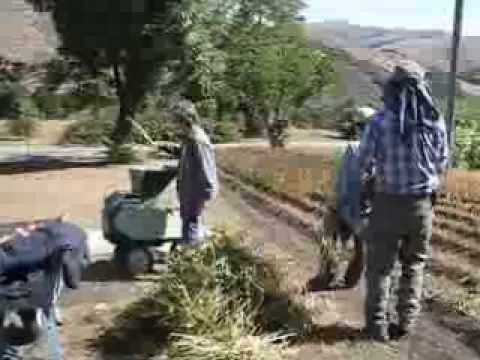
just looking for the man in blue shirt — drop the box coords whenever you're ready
[359,60,449,342]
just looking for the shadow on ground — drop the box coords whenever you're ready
[82,260,132,282]
[311,323,365,345]
[90,240,322,358]
[0,156,109,175]
[91,294,170,359]
[426,298,480,357]
[82,260,166,283]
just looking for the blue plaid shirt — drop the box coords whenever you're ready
[359,109,449,195]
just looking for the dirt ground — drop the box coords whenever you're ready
[0,165,479,359]
[0,166,130,226]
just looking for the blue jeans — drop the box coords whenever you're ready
[0,309,61,360]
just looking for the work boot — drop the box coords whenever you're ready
[53,306,63,326]
[364,325,389,343]
[389,323,413,341]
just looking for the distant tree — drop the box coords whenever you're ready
[168,0,310,138]
[225,24,334,146]
[27,0,189,145]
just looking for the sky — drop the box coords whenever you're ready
[303,0,480,36]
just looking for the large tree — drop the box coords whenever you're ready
[173,0,325,141]
[27,0,189,144]
[225,24,333,144]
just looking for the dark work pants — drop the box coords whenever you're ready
[365,193,433,332]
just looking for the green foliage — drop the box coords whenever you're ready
[211,121,242,144]
[6,96,41,138]
[134,105,180,144]
[106,144,139,164]
[290,101,327,129]
[30,57,116,119]
[28,0,190,144]
[455,96,480,169]
[60,107,116,145]
[7,118,38,139]
[168,0,329,143]
[226,25,333,124]
[222,22,333,146]
[0,72,23,119]
[32,86,113,119]
[28,0,331,146]
[334,98,361,140]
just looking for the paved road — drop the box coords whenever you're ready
[0,144,108,163]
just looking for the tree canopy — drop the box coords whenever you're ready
[27,0,189,144]
[26,0,334,147]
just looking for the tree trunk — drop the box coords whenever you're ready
[111,103,133,145]
[266,109,288,149]
[216,98,224,123]
[110,63,133,145]
[241,104,263,138]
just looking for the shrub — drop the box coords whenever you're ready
[0,74,22,119]
[134,107,181,144]
[61,103,242,146]
[60,118,114,145]
[106,144,139,164]
[59,106,116,145]
[135,106,242,145]
[212,121,242,144]
[6,118,38,138]
[455,97,480,169]
[456,128,480,169]
[6,98,40,139]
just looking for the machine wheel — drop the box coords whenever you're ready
[123,247,154,277]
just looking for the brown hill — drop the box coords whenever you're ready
[0,0,57,63]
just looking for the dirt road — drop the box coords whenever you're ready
[0,164,478,359]
[210,185,480,360]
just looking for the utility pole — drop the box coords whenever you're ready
[446,0,465,167]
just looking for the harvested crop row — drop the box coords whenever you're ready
[437,197,480,217]
[431,229,480,267]
[434,217,480,246]
[423,272,480,319]
[434,206,479,227]
[429,248,480,289]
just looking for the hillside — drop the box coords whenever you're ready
[307,21,480,100]
[0,0,57,63]
[307,21,480,73]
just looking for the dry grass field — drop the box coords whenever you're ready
[218,145,480,319]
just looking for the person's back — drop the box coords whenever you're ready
[359,60,449,342]
[362,109,448,195]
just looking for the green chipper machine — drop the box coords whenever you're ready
[101,163,183,276]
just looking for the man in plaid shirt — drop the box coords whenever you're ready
[359,60,449,342]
